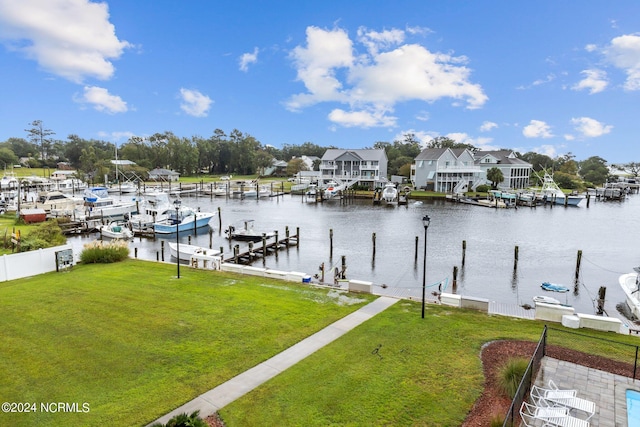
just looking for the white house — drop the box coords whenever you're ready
[320,149,388,190]
[148,168,179,182]
[411,148,483,192]
[474,150,531,189]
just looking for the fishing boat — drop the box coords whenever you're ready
[541,282,570,293]
[381,182,398,203]
[83,187,138,220]
[128,191,173,232]
[225,219,275,242]
[153,205,216,234]
[537,172,583,206]
[23,190,84,213]
[619,267,640,319]
[99,222,133,240]
[168,242,221,262]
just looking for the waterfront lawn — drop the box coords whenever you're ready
[0,260,374,427]
[221,301,636,426]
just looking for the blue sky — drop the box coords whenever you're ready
[0,1,639,164]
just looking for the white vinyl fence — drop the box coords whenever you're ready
[0,244,74,282]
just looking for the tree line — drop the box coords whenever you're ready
[0,121,636,187]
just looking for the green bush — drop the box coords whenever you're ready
[150,411,208,427]
[80,239,130,263]
[475,184,491,193]
[496,357,529,398]
[19,220,67,252]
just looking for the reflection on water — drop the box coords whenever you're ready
[67,193,640,315]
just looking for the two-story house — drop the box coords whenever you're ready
[411,148,483,192]
[320,149,388,190]
[474,150,531,189]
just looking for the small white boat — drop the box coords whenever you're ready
[620,267,640,319]
[323,181,342,199]
[168,242,220,262]
[99,222,133,240]
[533,295,561,305]
[381,183,398,203]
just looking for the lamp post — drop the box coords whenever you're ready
[421,215,431,319]
[174,199,181,279]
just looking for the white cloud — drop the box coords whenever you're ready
[572,69,608,94]
[415,111,430,121]
[287,25,487,129]
[328,108,396,128]
[523,120,553,138]
[97,130,134,141]
[446,132,498,151]
[571,117,613,138]
[533,144,558,158]
[179,88,213,117]
[394,130,437,146]
[604,34,640,90]
[239,47,259,72]
[76,86,128,114]
[564,134,575,141]
[0,0,130,83]
[479,121,498,132]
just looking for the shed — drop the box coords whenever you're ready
[20,208,47,223]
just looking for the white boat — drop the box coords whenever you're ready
[323,181,342,199]
[55,178,87,193]
[107,182,138,194]
[533,295,562,305]
[537,172,583,206]
[225,219,275,242]
[99,222,133,240]
[0,171,19,189]
[128,192,173,232]
[153,205,216,234]
[167,242,220,262]
[619,267,640,319]
[381,183,398,203]
[83,187,138,220]
[23,190,84,212]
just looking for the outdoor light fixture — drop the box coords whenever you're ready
[421,214,431,319]
[174,199,182,279]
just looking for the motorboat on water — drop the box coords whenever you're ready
[381,183,398,203]
[541,282,570,293]
[619,267,640,319]
[537,172,583,206]
[153,204,216,234]
[167,242,221,262]
[99,221,133,240]
[128,191,173,232]
[82,187,138,220]
[225,219,275,242]
[323,181,342,199]
[533,295,562,305]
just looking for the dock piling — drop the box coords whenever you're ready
[462,240,466,266]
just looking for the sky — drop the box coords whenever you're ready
[0,1,639,164]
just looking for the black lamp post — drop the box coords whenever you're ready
[174,199,181,279]
[421,214,431,319]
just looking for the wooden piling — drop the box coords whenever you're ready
[415,236,419,262]
[372,232,376,259]
[161,241,165,261]
[218,207,222,231]
[575,250,582,282]
[329,228,333,258]
[156,251,159,261]
[462,240,466,266]
[597,286,606,315]
[514,246,519,270]
[296,227,300,247]
[586,193,590,208]
[134,248,138,258]
[452,266,458,292]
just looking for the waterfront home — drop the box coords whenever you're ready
[319,149,388,190]
[474,150,532,190]
[411,148,483,192]
[148,168,179,182]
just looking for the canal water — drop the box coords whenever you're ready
[66,192,640,316]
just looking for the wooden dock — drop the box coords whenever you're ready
[223,228,300,264]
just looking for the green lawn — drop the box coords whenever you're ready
[0,260,374,426]
[0,259,635,426]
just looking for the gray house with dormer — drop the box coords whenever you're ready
[474,150,531,189]
[320,149,388,190]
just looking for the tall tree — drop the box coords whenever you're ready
[25,120,55,163]
[427,136,477,151]
[579,156,610,185]
[486,167,504,189]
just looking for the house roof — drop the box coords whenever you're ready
[149,168,179,175]
[474,150,530,166]
[321,148,386,161]
[415,148,449,160]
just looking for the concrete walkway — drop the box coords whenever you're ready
[149,296,399,426]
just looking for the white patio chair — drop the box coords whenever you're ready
[533,381,596,420]
[520,401,590,427]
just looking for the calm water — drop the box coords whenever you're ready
[67,192,640,315]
